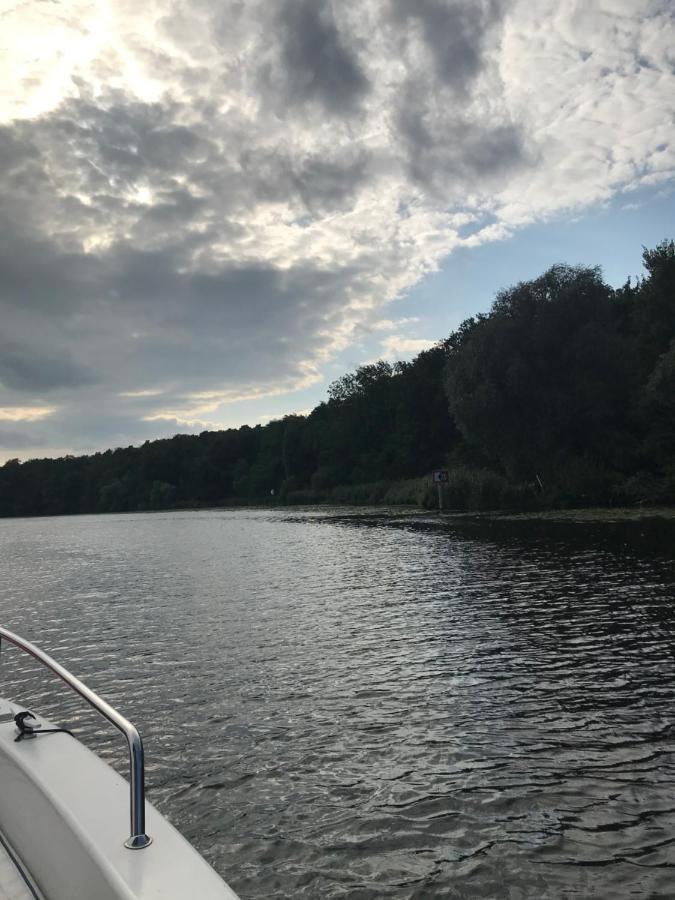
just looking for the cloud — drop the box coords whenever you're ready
[0,427,49,452]
[0,0,673,458]
[0,337,98,392]
[0,407,55,423]
[390,0,504,90]
[273,0,370,114]
[371,317,421,331]
[0,394,207,458]
[379,335,436,361]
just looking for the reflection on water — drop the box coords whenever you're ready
[1,508,675,898]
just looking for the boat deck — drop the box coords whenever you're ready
[0,624,239,900]
[0,834,41,900]
[0,697,239,900]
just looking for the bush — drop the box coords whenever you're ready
[422,466,533,511]
[284,477,428,507]
[548,457,618,507]
[284,488,328,505]
[617,470,675,506]
[329,480,419,505]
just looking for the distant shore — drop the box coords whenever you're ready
[2,496,675,522]
[480,506,675,523]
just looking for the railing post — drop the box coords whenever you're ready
[124,727,152,849]
[0,626,152,850]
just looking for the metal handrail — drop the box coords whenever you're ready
[0,626,152,850]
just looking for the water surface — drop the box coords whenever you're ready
[1,508,675,899]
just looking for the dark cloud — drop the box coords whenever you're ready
[0,189,358,404]
[1,93,225,249]
[0,80,376,439]
[0,217,101,314]
[0,125,39,173]
[51,93,206,178]
[383,0,527,192]
[0,427,48,452]
[0,338,98,392]
[238,145,370,212]
[390,0,504,90]
[292,153,370,212]
[275,0,370,114]
[396,91,526,189]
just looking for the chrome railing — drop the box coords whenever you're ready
[0,626,152,850]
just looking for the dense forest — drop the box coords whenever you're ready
[1,240,673,517]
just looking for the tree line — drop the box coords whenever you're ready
[1,240,673,517]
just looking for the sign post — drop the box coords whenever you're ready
[432,469,449,511]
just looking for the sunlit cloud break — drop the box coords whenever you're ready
[0,0,673,457]
[0,407,56,423]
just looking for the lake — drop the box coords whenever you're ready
[1,508,675,899]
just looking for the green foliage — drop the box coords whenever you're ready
[98,477,132,512]
[445,265,632,480]
[0,239,673,517]
[327,360,395,403]
[148,480,176,509]
[421,467,533,511]
[444,246,674,505]
[618,471,675,506]
[546,457,620,508]
[633,240,675,374]
[327,477,428,506]
[643,337,675,467]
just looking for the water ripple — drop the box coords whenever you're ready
[1,508,675,898]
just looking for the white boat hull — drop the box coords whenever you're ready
[0,699,240,900]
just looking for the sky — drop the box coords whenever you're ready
[1,0,674,462]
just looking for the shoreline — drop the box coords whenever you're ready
[2,502,675,524]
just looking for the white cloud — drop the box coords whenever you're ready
[370,317,421,331]
[379,335,436,361]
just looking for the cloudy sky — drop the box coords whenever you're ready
[1,0,674,461]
